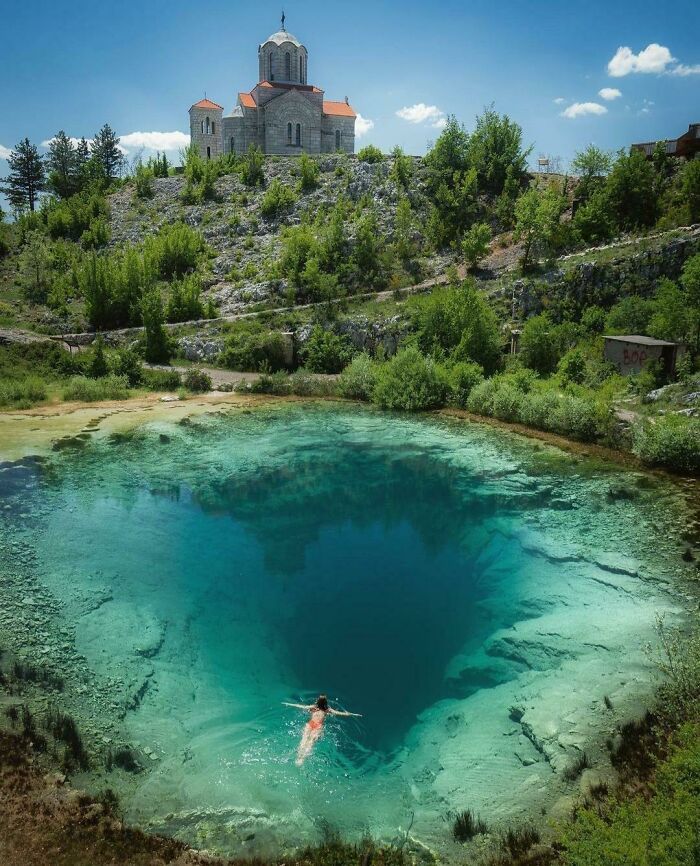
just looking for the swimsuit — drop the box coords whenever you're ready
[308,716,324,731]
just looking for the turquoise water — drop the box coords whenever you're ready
[0,403,690,855]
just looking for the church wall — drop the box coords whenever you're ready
[189,107,224,160]
[320,115,355,154]
[262,94,322,154]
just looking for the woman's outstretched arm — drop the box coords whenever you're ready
[328,708,363,717]
[282,702,313,711]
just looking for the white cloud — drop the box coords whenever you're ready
[608,43,675,77]
[355,114,375,139]
[118,131,190,152]
[599,87,622,101]
[561,101,608,119]
[671,63,700,76]
[41,135,87,149]
[0,144,12,160]
[396,103,445,127]
[553,97,566,105]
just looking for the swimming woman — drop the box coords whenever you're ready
[283,695,362,766]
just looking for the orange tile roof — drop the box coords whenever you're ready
[323,100,356,118]
[239,91,256,109]
[191,98,224,110]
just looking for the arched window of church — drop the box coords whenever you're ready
[230,137,235,153]
[285,52,291,80]
[211,121,215,135]
[206,117,210,134]
[300,55,304,83]
[269,53,273,81]
[295,123,301,146]
[287,123,292,145]
[335,130,341,150]
[206,146,211,160]
[200,120,204,134]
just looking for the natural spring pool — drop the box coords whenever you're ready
[0,402,692,856]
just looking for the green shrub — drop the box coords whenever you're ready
[112,347,143,387]
[372,347,449,411]
[548,393,601,441]
[289,368,338,397]
[447,361,484,407]
[239,145,265,187]
[632,416,700,474]
[466,377,500,415]
[338,353,376,400]
[297,153,320,191]
[519,389,560,429]
[562,723,700,866]
[357,145,383,163]
[144,222,205,280]
[62,374,129,402]
[219,328,290,372]
[166,274,205,323]
[260,179,297,218]
[183,368,212,392]
[301,326,353,373]
[142,368,181,391]
[0,376,48,408]
[461,222,491,270]
[88,335,109,378]
[134,164,154,199]
[558,348,588,385]
[492,383,525,422]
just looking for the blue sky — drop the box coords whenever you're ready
[0,0,699,189]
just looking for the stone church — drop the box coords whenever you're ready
[188,19,357,158]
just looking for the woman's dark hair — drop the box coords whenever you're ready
[316,694,329,711]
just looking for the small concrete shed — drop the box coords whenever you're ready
[603,335,685,377]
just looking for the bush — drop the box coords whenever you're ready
[112,347,143,387]
[62,374,129,402]
[219,328,290,372]
[372,347,449,411]
[491,382,524,422]
[297,153,320,191]
[462,222,491,270]
[134,164,154,199]
[183,368,212,392]
[357,145,383,163]
[144,222,205,280]
[289,368,338,397]
[240,145,265,187]
[448,361,484,407]
[142,368,181,391]
[260,178,297,218]
[0,376,48,408]
[166,274,205,323]
[301,326,353,373]
[466,377,500,415]
[338,353,376,401]
[558,348,588,385]
[632,416,700,473]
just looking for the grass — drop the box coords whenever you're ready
[45,705,90,770]
[452,809,489,842]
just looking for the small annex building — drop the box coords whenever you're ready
[603,335,686,377]
[188,17,356,159]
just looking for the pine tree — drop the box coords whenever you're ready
[46,131,79,198]
[0,138,46,212]
[91,124,123,182]
[142,288,171,363]
[161,152,169,177]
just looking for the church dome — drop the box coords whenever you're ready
[264,30,303,48]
